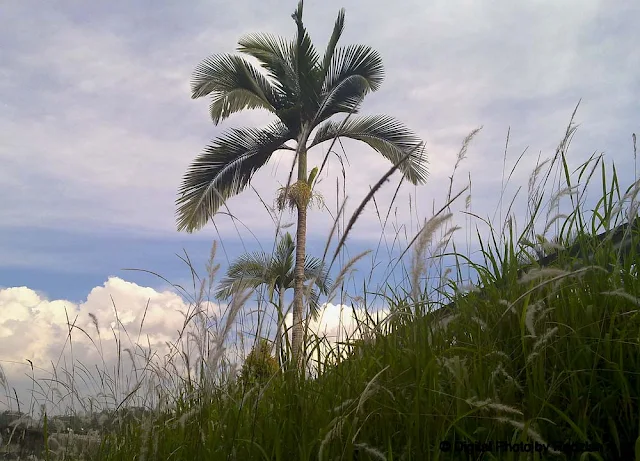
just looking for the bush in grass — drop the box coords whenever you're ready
[240,339,279,389]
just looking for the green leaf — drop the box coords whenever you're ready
[322,44,384,95]
[308,287,322,319]
[310,115,428,185]
[176,122,293,232]
[313,44,384,123]
[314,75,368,124]
[307,166,319,186]
[290,0,322,120]
[191,54,281,124]
[320,8,346,82]
[214,231,331,317]
[303,256,332,295]
[237,33,297,98]
[215,252,273,300]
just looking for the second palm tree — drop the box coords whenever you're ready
[215,232,331,366]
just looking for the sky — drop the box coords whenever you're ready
[1,0,639,415]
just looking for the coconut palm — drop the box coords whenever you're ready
[214,232,332,365]
[176,1,428,366]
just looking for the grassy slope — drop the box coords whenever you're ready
[90,127,640,460]
[91,224,639,461]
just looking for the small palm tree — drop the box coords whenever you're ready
[176,1,428,366]
[215,232,331,365]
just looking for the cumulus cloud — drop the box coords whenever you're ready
[0,275,396,414]
[284,302,391,368]
[0,277,226,415]
[1,275,394,415]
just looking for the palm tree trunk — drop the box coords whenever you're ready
[292,203,308,369]
[275,285,285,367]
[291,144,309,370]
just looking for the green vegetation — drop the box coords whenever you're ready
[239,339,280,389]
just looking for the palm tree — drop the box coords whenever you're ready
[176,1,429,367]
[214,232,331,365]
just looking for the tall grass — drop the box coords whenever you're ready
[3,114,640,460]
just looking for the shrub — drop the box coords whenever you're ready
[240,339,279,388]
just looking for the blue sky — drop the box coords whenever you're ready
[1,0,639,414]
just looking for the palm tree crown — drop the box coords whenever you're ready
[215,232,332,364]
[176,1,428,232]
[214,232,331,318]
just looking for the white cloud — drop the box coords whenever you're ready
[0,277,225,415]
[0,279,393,414]
[284,302,391,366]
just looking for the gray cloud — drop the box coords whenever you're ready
[1,1,638,269]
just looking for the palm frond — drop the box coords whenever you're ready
[176,122,293,232]
[303,256,332,294]
[322,44,384,95]
[314,44,384,123]
[191,54,281,124]
[307,287,322,320]
[291,0,322,118]
[226,252,271,279]
[309,115,428,185]
[214,230,331,317]
[237,33,297,98]
[314,75,367,124]
[215,252,272,300]
[237,33,305,133]
[274,232,296,279]
[320,8,346,83]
